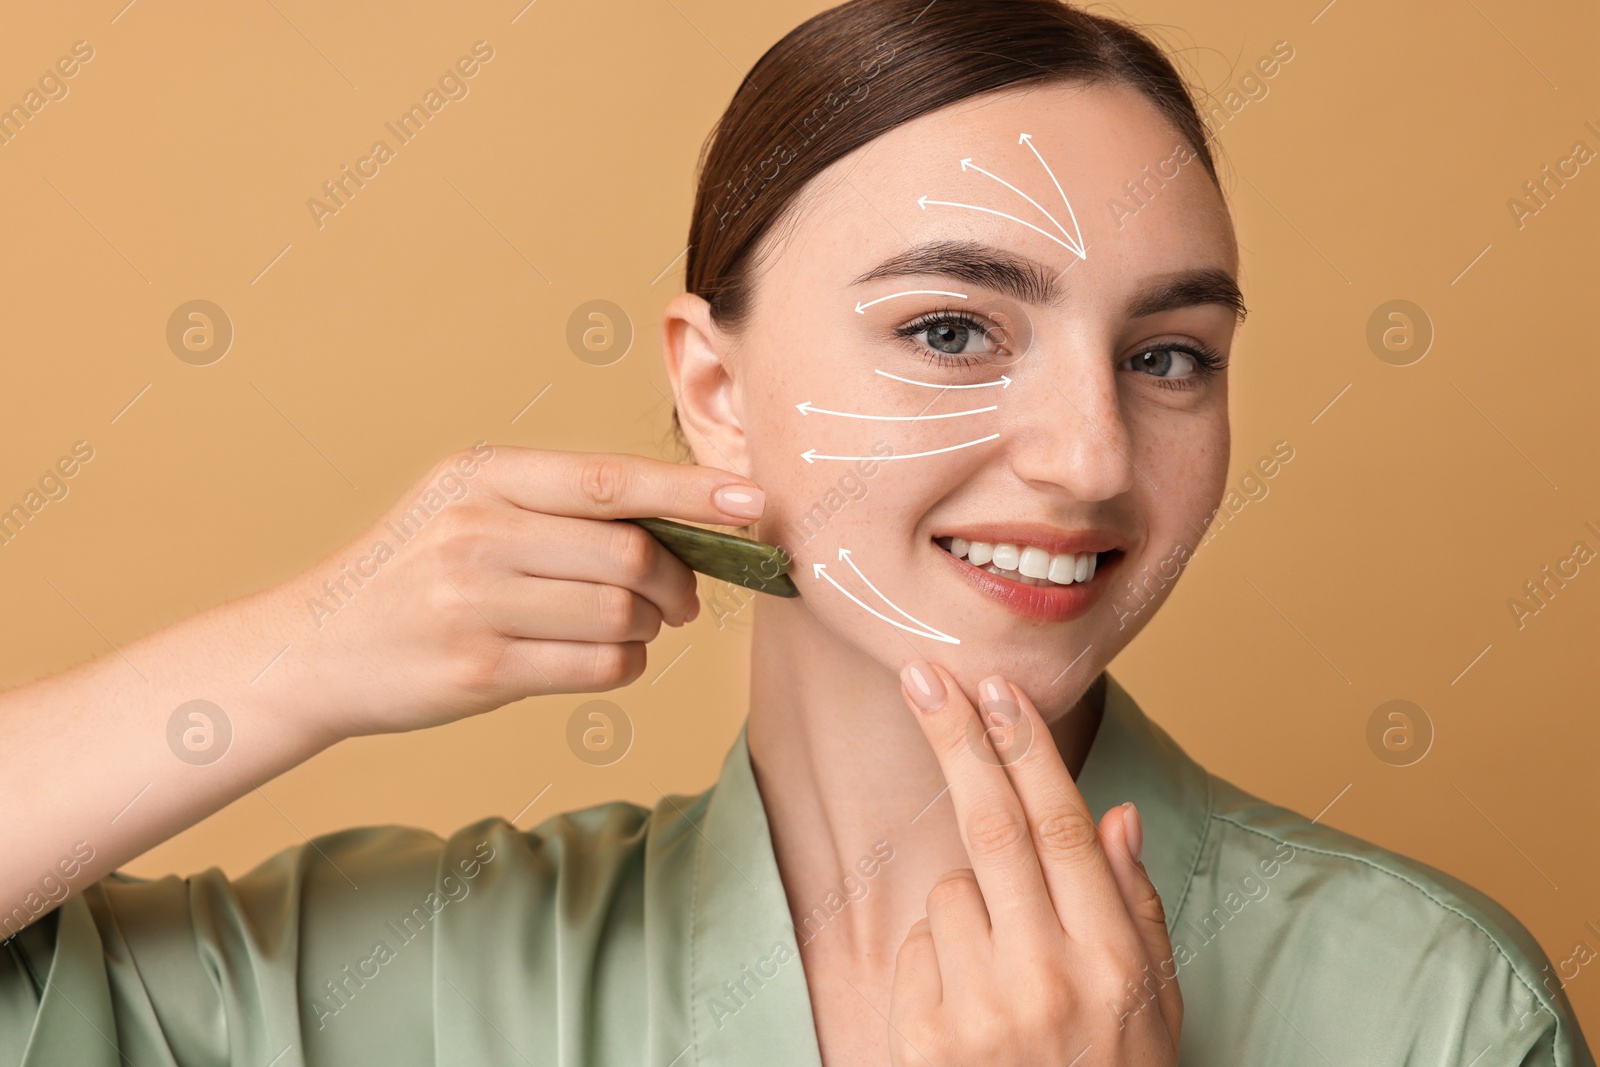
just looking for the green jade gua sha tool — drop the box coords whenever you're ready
[625,517,800,598]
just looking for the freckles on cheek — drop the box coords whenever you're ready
[1184,436,1230,504]
[1129,410,1229,543]
[761,438,901,554]
[744,403,915,565]
[738,295,1008,558]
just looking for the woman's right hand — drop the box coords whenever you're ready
[281,445,766,741]
[0,444,763,919]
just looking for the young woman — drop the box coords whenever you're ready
[2,1,1591,1064]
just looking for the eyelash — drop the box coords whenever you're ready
[1127,339,1229,392]
[892,307,1003,367]
[892,308,1230,388]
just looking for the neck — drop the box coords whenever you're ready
[745,597,1104,966]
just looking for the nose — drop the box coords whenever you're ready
[1003,336,1138,502]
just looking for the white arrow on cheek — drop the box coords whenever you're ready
[874,369,1011,390]
[813,560,960,644]
[836,547,959,642]
[801,434,999,464]
[795,400,997,421]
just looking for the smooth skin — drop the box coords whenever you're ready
[892,663,1179,1064]
[664,81,1234,1065]
[0,450,757,915]
[5,81,1228,1067]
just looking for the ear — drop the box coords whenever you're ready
[661,291,750,476]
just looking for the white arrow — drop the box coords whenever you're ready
[918,196,1084,259]
[796,400,997,421]
[1019,133,1086,259]
[837,548,958,641]
[802,434,999,464]
[813,563,959,644]
[959,157,1081,258]
[856,289,968,313]
[875,369,1011,389]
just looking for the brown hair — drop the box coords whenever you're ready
[683,0,1225,333]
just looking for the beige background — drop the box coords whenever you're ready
[3,0,1597,1040]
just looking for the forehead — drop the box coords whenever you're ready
[764,81,1236,295]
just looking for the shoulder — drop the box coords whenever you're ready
[1170,773,1594,1064]
[226,787,704,890]
[1197,773,1547,975]
[242,789,705,914]
[17,794,717,1065]
[1197,772,1538,950]
[77,790,708,980]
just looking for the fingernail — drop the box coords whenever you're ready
[979,675,1017,726]
[713,484,764,521]
[684,597,700,623]
[1122,802,1144,863]
[901,661,945,712]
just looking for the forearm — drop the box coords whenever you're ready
[0,445,749,937]
[0,577,344,932]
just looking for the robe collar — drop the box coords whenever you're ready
[683,671,1213,1066]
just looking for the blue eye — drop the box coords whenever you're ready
[1127,347,1195,377]
[895,310,1005,366]
[1121,342,1226,385]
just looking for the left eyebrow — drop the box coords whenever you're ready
[1125,268,1248,323]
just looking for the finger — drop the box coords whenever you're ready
[486,448,765,526]
[495,638,647,695]
[483,575,664,644]
[498,512,699,625]
[898,661,1059,947]
[981,675,1139,945]
[890,917,942,1018]
[1103,802,1183,1044]
[922,869,991,998]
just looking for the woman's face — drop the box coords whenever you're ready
[670,82,1240,713]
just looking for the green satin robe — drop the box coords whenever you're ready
[3,674,1593,1065]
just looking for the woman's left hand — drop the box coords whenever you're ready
[889,661,1183,1066]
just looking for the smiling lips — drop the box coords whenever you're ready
[933,527,1122,623]
[941,537,1098,587]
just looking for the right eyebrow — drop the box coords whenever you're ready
[848,239,1066,307]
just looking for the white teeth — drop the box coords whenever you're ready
[1047,553,1077,584]
[940,537,1104,587]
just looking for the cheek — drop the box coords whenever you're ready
[738,320,979,557]
[738,350,856,547]
[1127,394,1230,550]
[735,335,957,653]
[751,430,916,571]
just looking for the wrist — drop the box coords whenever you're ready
[166,581,355,754]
